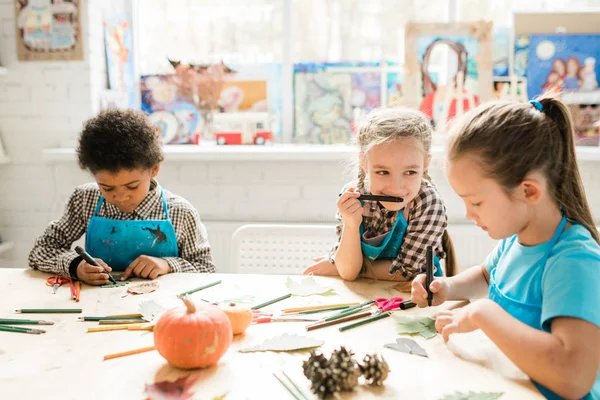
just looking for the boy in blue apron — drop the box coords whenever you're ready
[412,98,600,399]
[29,110,215,285]
[304,108,456,281]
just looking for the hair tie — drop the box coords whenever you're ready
[529,100,543,112]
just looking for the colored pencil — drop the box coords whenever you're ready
[321,300,375,322]
[103,346,156,360]
[281,302,359,313]
[127,324,154,331]
[447,300,470,311]
[16,308,82,314]
[296,306,352,315]
[273,372,309,400]
[78,316,145,322]
[306,310,373,331]
[75,281,81,302]
[0,324,45,334]
[87,323,146,332]
[106,313,143,318]
[251,294,292,310]
[0,319,54,325]
[280,371,310,400]
[98,319,146,325]
[179,280,222,297]
[75,246,117,284]
[339,312,391,332]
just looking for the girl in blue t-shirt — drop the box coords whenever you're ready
[412,95,600,400]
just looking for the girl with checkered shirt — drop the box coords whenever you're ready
[305,108,456,282]
[29,110,215,285]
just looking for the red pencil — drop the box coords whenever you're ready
[75,281,81,302]
[69,280,76,300]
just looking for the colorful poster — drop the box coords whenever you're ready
[416,35,480,128]
[514,35,529,78]
[527,34,600,98]
[293,62,403,143]
[569,104,600,147]
[104,15,136,109]
[492,28,510,77]
[15,0,83,61]
[141,72,272,144]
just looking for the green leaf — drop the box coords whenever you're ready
[393,315,438,339]
[438,391,504,400]
[285,276,335,296]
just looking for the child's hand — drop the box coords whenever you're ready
[411,274,450,307]
[76,258,113,285]
[435,303,480,342]
[303,256,339,276]
[122,255,170,280]
[337,188,363,230]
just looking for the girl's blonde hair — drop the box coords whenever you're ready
[355,107,457,277]
[447,94,599,244]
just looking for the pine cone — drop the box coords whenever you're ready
[302,351,341,399]
[359,353,390,386]
[329,346,360,391]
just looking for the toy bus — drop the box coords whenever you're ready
[213,112,273,145]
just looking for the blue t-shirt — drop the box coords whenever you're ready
[485,224,600,400]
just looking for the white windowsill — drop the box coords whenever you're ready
[42,143,600,163]
[0,242,14,255]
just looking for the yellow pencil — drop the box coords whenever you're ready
[105,313,143,318]
[127,324,154,331]
[103,346,156,360]
[87,323,146,332]
[281,302,359,313]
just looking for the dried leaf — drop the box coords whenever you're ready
[128,280,160,295]
[437,391,504,400]
[145,375,200,400]
[393,315,438,339]
[139,300,168,324]
[285,276,334,296]
[239,333,324,353]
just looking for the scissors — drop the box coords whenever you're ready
[251,310,318,324]
[373,297,404,316]
[46,275,74,297]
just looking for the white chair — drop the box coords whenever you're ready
[230,224,337,274]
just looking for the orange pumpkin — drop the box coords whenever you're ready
[219,303,253,335]
[154,295,232,369]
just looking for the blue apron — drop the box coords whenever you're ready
[360,211,443,276]
[85,189,179,271]
[488,214,585,400]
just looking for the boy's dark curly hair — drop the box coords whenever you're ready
[77,109,164,173]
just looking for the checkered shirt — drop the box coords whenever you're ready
[28,180,215,276]
[331,180,447,279]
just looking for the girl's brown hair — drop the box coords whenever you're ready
[355,108,457,277]
[447,94,599,244]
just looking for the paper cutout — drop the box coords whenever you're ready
[101,281,129,288]
[218,295,255,304]
[393,315,438,339]
[128,280,160,295]
[438,391,504,400]
[145,375,201,400]
[384,337,428,357]
[239,333,325,353]
[139,300,168,324]
[285,276,334,296]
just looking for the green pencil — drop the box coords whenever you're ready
[15,308,82,314]
[339,312,391,332]
[78,316,146,322]
[179,280,222,297]
[0,324,46,334]
[298,305,351,314]
[251,293,292,310]
[0,319,54,325]
[322,301,375,322]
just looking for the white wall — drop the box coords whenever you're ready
[1,0,600,271]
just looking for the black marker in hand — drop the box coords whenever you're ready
[74,246,117,284]
[426,246,434,307]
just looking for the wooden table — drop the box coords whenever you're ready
[0,270,543,400]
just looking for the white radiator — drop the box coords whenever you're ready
[204,221,499,274]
